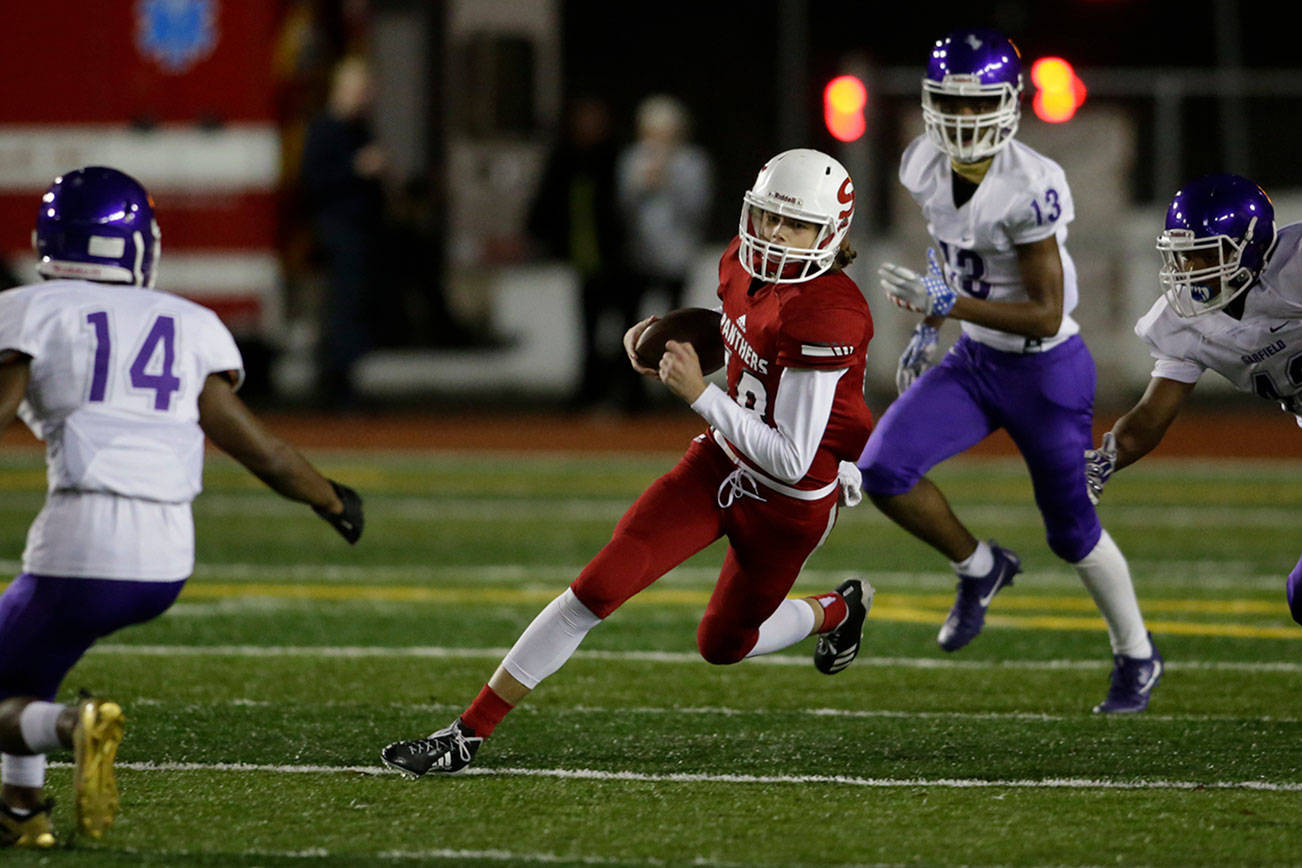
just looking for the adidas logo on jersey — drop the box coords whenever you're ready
[720,312,768,374]
[737,315,747,332]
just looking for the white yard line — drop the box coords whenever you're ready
[89,643,1302,672]
[46,759,1302,792]
[124,697,1302,725]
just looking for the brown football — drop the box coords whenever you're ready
[635,307,725,374]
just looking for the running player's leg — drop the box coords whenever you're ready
[1001,338,1159,711]
[858,338,996,562]
[0,574,182,843]
[382,438,728,776]
[695,491,841,664]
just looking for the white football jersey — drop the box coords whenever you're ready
[0,279,243,580]
[1135,221,1302,409]
[900,135,1081,352]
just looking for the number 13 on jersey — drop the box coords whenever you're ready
[85,310,182,411]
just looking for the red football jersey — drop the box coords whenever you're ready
[713,236,874,491]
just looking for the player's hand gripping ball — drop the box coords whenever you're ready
[634,308,725,374]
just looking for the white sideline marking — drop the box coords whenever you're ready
[115,845,757,867]
[127,697,1302,726]
[89,643,1302,672]
[47,759,1302,791]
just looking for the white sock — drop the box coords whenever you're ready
[18,702,64,754]
[2,753,46,789]
[745,598,817,658]
[951,540,994,577]
[1073,529,1152,658]
[501,588,603,690]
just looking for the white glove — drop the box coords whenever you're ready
[896,322,940,394]
[837,460,863,508]
[878,248,958,317]
[1083,431,1118,505]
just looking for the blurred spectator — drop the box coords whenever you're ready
[300,54,385,409]
[527,96,635,412]
[617,95,713,313]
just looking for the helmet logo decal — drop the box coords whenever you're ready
[836,178,854,226]
[966,34,983,50]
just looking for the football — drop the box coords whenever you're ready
[634,307,725,374]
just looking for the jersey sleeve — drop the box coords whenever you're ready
[198,308,246,391]
[775,288,869,369]
[1004,163,1074,246]
[1134,296,1204,383]
[0,288,39,357]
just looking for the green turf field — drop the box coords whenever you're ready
[1,446,1300,866]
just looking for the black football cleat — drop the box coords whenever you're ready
[381,718,482,777]
[814,578,873,674]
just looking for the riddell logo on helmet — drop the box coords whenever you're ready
[771,192,802,206]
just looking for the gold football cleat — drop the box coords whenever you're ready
[73,698,125,839]
[0,799,56,848]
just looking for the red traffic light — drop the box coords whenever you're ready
[1031,57,1086,123]
[824,74,867,142]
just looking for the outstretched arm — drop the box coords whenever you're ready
[1109,376,1197,471]
[197,373,363,543]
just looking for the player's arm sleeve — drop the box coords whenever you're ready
[1150,357,1204,384]
[201,309,246,391]
[1005,167,1075,245]
[1134,302,1204,384]
[691,367,844,483]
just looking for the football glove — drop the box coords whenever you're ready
[878,248,957,317]
[837,460,864,508]
[896,322,940,394]
[314,479,364,544]
[1083,432,1118,506]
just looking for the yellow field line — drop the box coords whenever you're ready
[178,583,1302,640]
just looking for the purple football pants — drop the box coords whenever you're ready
[859,334,1101,563]
[0,573,185,701]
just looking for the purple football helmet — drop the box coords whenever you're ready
[35,166,161,287]
[922,28,1023,162]
[1156,173,1276,317]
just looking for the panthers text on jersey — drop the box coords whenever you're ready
[712,236,874,492]
[0,279,243,580]
[1136,221,1302,411]
[900,135,1082,352]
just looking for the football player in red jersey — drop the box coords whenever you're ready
[381,149,876,777]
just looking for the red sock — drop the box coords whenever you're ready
[460,684,514,738]
[811,592,848,633]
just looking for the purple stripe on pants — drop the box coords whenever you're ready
[859,334,1101,562]
[0,573,185,701]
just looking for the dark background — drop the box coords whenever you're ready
[558,1,1301,239]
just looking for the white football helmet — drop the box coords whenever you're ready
[738,149,854,284]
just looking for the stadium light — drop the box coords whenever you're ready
[1031,57,1086,123]
[824,74,867,142]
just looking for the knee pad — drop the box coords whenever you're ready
[859,460,918,498]
[696,615,751,666]
[571,535,654,619]
[1049,523,1101,565]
